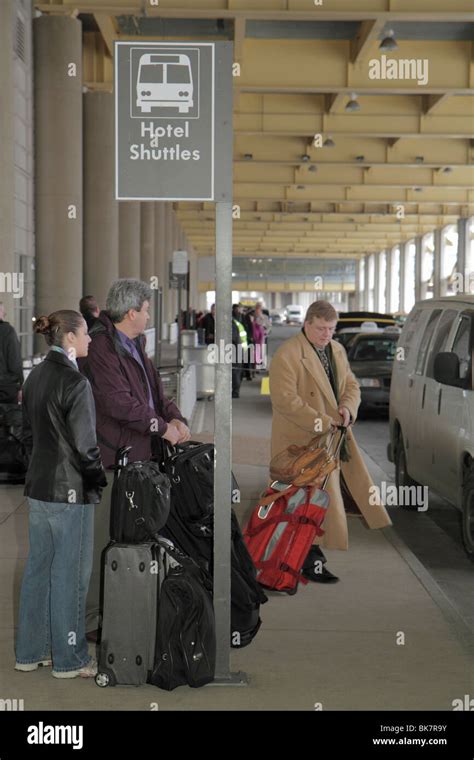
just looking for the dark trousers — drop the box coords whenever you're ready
[232,368,242,396]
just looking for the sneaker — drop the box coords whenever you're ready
[15,659,52,672]
[52,657,98,679]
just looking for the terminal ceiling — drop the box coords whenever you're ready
[36,1,474,277]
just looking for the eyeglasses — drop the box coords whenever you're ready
[312,326,336,334]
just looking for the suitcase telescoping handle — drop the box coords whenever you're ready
[114,445,132,479]
[320,425,347,490]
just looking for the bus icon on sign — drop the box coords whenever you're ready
[136,53,194,114]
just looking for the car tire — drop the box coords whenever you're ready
[395,432,420,510]
[462,464,474,557]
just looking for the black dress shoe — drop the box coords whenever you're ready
[232,393,240,398]
[301,565,340,584]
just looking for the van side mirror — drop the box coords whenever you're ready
[433,352,464,387]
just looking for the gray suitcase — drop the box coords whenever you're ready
[95,543,162,687]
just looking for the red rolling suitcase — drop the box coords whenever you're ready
[244,428,346,594]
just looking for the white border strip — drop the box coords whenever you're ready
[114,41,215,202]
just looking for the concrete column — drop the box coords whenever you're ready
[353,260,360,309]
[373,252,380,311]
[363,255,370,310]
[164,203,174,325]
[84,92,119,308]
[140,203,154,285]
[414,236,422,303]
[399,243,406,313]
[385,249,392,313]
[0,1,15,327]
[34,15,83,320]
[119,202,141,279]
[457,218,469,285]
[139,202,155,327]
[433,228,442,298]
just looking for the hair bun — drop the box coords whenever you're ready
[34,315,51,335]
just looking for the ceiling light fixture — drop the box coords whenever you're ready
[345,93,360,112]
[301,154,311,162]
[243,153,253,160]
[379,29,398,52]
[323,136,335,148]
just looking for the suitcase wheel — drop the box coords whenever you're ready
[95,672,110,688]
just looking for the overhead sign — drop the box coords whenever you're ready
[115,41,232,202]
[172,249,188,274]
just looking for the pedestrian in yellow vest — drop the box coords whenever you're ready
[232,304,248,398]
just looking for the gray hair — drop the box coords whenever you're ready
[106,279,153,323]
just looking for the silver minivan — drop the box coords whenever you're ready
[388,296,474,555]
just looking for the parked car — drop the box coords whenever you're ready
[336,311,397,332]
[388,296,474,556]
[335,320,382,350]
[285,304,304,325]
[347,331,400,413]
[270,309,285,325]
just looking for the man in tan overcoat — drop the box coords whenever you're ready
[269,300,391,583]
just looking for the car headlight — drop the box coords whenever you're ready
[358,378,381,387]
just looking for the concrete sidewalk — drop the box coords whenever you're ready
[0,376,472,710]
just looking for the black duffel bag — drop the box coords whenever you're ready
[156,441,268,648]
[110,446,171,544]
[150,537,215,691]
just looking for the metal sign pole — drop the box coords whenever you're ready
[177,278,183,368]
[154,286,162,367]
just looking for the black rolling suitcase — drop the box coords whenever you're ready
[157,441,268,648]
[96,448,171,688]
[95,542,160,688]
[0,403,27,484]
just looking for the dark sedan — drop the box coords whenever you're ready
[346,332,400,413]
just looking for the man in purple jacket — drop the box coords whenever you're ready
[79,278,190,634]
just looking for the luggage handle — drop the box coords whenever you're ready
[320,426,347,490]
[112,446,132,479]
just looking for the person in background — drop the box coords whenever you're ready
[240,306,255,381]
[0,302,23,403]
[79,295,100,332]
[15,310,107,678]
[200,303,216,345]
[78,278,190,636]
[232,304,248,399]
[253,303,267,371]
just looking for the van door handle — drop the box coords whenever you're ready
[438,389,442,415]
[408,378,413,388]
[421,383,426,409]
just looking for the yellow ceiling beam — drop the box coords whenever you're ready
[35,2,474,21]
[350,19,385,64]
[93,13,117,57]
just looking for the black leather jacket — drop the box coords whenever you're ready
[22,349,107,504]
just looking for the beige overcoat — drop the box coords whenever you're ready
[269,331,391,550]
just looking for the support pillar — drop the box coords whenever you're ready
[34,15,83,321]
[399,243,406,313]
[414,236,422,304]
[119,202,141,279]
[433,228,442,299]
[84,92,119,308]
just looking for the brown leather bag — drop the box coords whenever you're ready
[269,430,342,487]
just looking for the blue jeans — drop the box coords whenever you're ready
[15,499,94,672]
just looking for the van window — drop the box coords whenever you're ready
[399,307,423,360]
[451,315,472,381]
[415,310,441,375]
[425,309,458,379]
